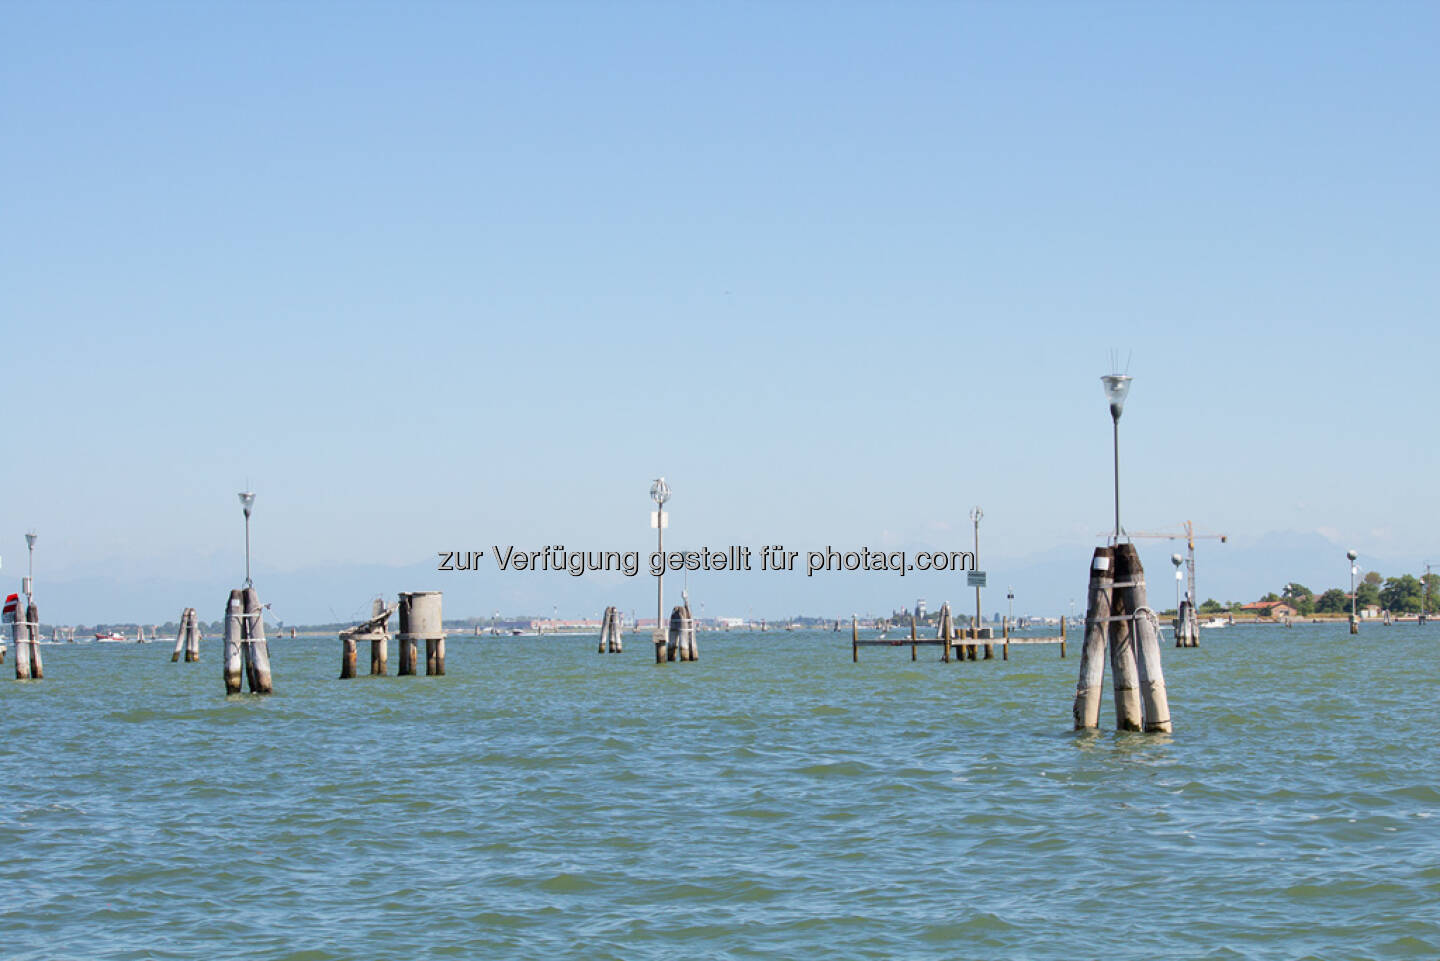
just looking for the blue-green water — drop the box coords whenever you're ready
[3,625,1438,960]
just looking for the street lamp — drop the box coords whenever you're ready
[1101,373,1133,542]
[1172,552,1184,641]
[1347,549,1358,634]
[238,491,256,587]
[650,477,671,652]
[970,506,983,634]
[24,531,36,603]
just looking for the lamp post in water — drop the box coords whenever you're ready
[24,531,36,599]
[238,491,256,587]
[1101,373,1133,542]
[970,506,983,636]
[1172,553,1184,643]
[650,477,671,660]
[1347,549,1359,635]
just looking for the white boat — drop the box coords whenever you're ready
[1200,617,1227,629]
[95,631,128,642]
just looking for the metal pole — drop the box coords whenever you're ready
[1112,415,1121,541]
[973,514,981,635]
[244,513,252,588]
[1424,562,1430,622]
[656,510,663,638]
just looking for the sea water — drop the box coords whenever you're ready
[2,625,1437,959]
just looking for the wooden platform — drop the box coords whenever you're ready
[851,617,1067,662]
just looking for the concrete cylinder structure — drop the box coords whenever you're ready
[398,591,445,676]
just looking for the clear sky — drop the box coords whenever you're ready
[3,2,1437,623]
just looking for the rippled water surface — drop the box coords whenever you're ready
[3,625,1438,959]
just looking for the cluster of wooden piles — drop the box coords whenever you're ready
[223,587,273,694]
[1073,543,1171,733]
[664,602,698,661]
[7,594,42,680]
[171,608,202,662]
[1175,599,1199,647]
[597,605,623,653]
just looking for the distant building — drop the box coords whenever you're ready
[915,599,927,622]
[1240,600,1296,619]
[530,618,603,631]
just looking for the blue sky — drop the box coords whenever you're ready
[3,2,1437,623]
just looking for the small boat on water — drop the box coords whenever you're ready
[1200,617,1227,629]
[95,631,127,643]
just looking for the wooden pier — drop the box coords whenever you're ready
[851,614,1067,662]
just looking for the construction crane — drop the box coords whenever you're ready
[1125,520,1228,613]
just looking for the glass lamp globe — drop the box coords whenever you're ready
[1101,374,1133,419]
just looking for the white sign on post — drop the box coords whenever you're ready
[650,511,669,529]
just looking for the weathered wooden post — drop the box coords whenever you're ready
[610,606,623,652]
[910,616,918,661]
[397,595,417,675]
[1114,543,1171,733]
[1073,547,1113,729]
[172,612,185,662]
[241,587,273,694]
[937,603,954,662]
[186,610,201,661]
[1107,549,1143,732]
[9,596,30,680]
[25,601,43,679]
[172,608,201,662]
[666,601,698,661]
[1174,598,1199,647]
[1002,616,1009,661]
[339,599,393,679]
[8,595,43,680]
[1059,616,1067,658]
[223,590,244,693]
[851,616,859,662]
[398,591,444,676]
[598,605,624,653]
[682,602,697,660]
[368,598,389,675]
[340,627,357,678]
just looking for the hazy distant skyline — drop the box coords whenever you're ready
[3,3,1437,622]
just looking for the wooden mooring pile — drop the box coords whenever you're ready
[1073,544,1171,733]
[7,593,42,680]
[597,605,623,653]
[1175,599,1199,647]
[223,587,273,694]
[171,607,202,662]
[665,601,698,661]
